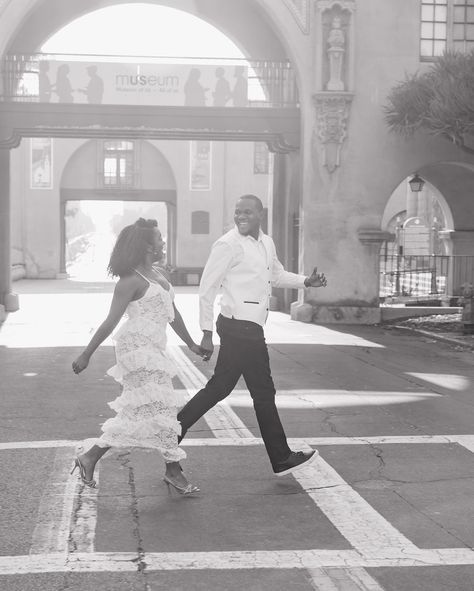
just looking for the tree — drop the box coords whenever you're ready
[384,51,474,154]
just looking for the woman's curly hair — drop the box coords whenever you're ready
[107,218,158,278]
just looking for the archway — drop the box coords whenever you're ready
[59,138,177,280]
[381,162,474,300]
[1,0,306,318]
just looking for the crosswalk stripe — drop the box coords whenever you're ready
[30,448,78,554]
[293,446,418,554]
[2,433,474,451]
[168,345,253,438]
[3,547,474,576]
[307,567,385,591]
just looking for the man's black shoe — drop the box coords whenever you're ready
[273,450,318,477]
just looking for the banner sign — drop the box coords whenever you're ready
[190,141,212,191]
[37,61,248,107]
[31,138,52,189]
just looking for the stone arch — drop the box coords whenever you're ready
[3,1,290,62]
[417,162,474,232]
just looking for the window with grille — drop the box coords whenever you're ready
[452,0,474,52]
[102,140,135,188]
[421,0,448,58]
[420,0,474,58]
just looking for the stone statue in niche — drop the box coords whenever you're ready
[327,16,345,91]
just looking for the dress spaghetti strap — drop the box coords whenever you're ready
[134,268,151,284]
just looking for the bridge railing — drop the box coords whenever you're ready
[0,53,299,108]
[379,254,474,300]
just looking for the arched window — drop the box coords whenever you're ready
[191,210,210,234]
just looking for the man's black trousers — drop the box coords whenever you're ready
[177,314,292,469]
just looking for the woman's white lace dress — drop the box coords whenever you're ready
[97,277,185,462]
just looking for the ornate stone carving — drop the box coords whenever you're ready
[315,0,356,93]
[282,0,311,34]
[327,16,345,91]
[313,92,352,173]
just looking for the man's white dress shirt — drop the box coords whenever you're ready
[199,228,306,331]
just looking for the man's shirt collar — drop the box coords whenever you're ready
[233,226,264,242]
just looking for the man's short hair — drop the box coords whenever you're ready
[238,194,263,211]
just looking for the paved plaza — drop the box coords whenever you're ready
[1,280,474,590]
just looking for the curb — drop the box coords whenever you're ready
[393,325,474,349]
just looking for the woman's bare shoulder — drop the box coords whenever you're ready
[114,273,143,293]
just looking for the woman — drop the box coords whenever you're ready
[71,218,203,495]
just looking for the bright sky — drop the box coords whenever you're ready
[41,3,245,59]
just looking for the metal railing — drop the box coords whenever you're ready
[380,254,474,299]
[0,53,299,108]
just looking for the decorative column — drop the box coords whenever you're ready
[167,203,177,268]
[0,147,18,320]
[271,149,301,312]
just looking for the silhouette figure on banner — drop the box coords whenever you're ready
[53,64,74,103]
[78,65,104,103]
[212,67,231,106]
[38,61,52,102]
[184,68,208,106]
[231,66,248,107]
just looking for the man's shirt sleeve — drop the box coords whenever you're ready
[199,240,234,331]
[270,241,306,289]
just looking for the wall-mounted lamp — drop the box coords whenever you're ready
[408,173,425,193]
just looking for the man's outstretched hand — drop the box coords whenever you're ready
[305,267,327,288]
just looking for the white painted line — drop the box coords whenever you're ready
[30,447,99,555]
[3,547,474,575]
[307,567,385,591]
[69,471,100,553]
[30,447,78,555]
[292,445,419,555]
[449,435,474,453]
[0,440,78,450]
[2,434,474,451]
[168,345,253,438]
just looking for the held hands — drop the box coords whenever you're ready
[199,332,214,362]
[305,267,328,288]
[188,342,211,360]
[72,353,90,374]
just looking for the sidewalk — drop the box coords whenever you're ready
[390,312,474,349]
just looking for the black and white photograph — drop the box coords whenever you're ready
[1,2,474,590]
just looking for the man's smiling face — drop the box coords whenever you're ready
[234,197,263,239]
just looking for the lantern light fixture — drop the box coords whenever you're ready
[408,173,425,193]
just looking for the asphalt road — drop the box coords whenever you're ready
[1,280,474,590]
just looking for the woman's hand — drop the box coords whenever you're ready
[72,353,90,374]
[188,342,209,360]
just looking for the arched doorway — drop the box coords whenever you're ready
[59,138,177,280]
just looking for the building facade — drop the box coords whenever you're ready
[1,0,474,323]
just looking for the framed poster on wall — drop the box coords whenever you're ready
[190,140,212,191]
[31,138,53,189]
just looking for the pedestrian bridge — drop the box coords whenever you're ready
[0,53,300,149]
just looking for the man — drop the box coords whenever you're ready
[178,194,327,476]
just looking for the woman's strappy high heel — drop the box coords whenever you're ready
[71,456,97,488]
[163,475,200,496]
